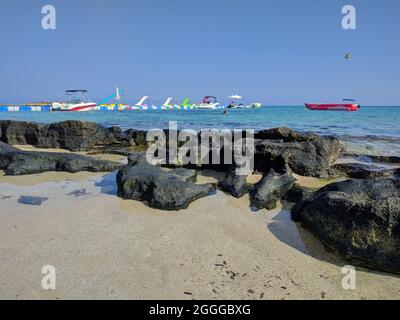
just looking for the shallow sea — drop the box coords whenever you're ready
[1,106,399,155]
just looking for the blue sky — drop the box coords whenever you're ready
[0,0,399,105]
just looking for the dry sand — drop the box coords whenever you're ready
[1,167,400,300]
[13,145,127,163]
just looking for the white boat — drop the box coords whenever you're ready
[250,102,262,108]
[198,96,220,109]
[52,90,96,112]
[226,95,262,109]
[227,94,245,109]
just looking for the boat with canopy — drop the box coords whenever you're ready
[52,90,97,112]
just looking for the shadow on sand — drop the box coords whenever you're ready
[267,201,400,278]
[267,201,350,268]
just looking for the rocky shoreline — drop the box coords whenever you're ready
[1,119,399,275]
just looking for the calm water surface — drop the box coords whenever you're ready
[1,106,399,155]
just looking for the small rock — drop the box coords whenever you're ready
[250,169,296,210]
[219,165,251,198]
[117,155,216,210]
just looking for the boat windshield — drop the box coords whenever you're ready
[65,90,91,103]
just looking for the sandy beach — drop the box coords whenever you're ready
[1,0,400,305]
[1,159,399,300]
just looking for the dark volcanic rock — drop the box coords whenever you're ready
[255,127,319,142]
[168,167,197,183]
[0,141,122,175]
[0,120,57,147]
[284,184,315,203]
[38,120,132,151]
[0,142,17,169]
[332,163,393,179]
[127,152,146,164]
[250,168,296,210]
[117,155,216,210]
[0,120,132,151]
[292,178,400,274]
[1,121,345,178]
[124,129,149,148]
[0,141,17,153]
[0,120,43,145]
[341,153,400,164]
[254,128,343,177]
[219,165,251,198]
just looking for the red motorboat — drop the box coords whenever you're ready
[305,101,360,112]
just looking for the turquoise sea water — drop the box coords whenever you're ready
[1,106,400,155]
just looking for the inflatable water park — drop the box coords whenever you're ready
[0,88,262,112]
[0,87,359,112]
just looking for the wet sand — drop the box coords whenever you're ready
[1,169,400,300]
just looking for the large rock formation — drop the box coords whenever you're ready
[254,127,344,177]
[292,178,400,274]
[0,120,43,146]
[0,120,132,151]
[250,168,296,210]
[117,154,216,210]
[0,122,345,178]
[0,141,122,175]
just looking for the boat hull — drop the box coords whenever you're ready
[305,103,359,112]
[198,103,220,110]
[53,103,97,112]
